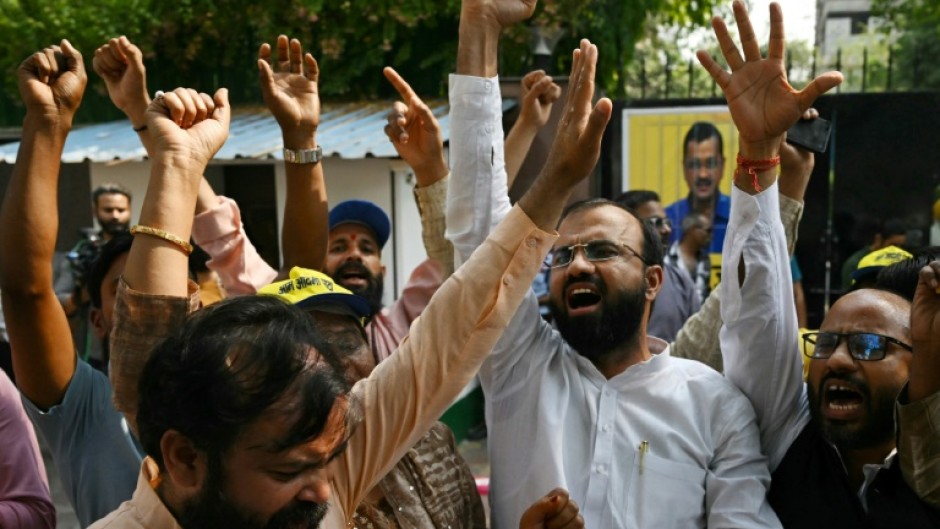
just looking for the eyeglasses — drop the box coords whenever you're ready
[684,157,722,171]
[550,239,649,269]
[802,331,913,361]
[645,216,672,230]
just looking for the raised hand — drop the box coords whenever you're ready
[909,260,940,401]
[518,39,612,230]
[518,488,584,529]
[518,70,562,129]
[382,66,447,185]
[93,36,150,127]
[258,35,319,149]
[461,0,538,30]
[697,1,842,158]
[17,40,87,124]
[145,87,230,169]
[539,39,612,190]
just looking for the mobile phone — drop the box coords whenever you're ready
[786,117,832,153]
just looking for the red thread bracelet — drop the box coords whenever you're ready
[736,153,780,193]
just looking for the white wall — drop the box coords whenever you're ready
[90,156,428,305]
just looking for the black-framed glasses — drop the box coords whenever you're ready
[645,216,672,230]
[684,157,722,171]
[550,239,649,269]
[802,331,913,361]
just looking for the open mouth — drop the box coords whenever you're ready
[335,264,371,291]
[822,381,865,419]
[566,285,602,315]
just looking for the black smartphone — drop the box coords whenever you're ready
[786,117,832,153]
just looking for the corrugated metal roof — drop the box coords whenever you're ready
[0,100,516,163]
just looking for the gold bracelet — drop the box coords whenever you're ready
[129,225,194,255]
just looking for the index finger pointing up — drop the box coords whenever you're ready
[383,67,416,102]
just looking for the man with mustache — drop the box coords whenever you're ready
[441,0,849,526]
[711,2,940,527]
[91,14,605,527]
[664,121,730,253]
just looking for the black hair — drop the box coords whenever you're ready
[875,246,940,302]
[92,183,132,207]
[137,296,359,469]
[615,190,660,211]
[681,212,708,233]
[87,233,134,309]
[559,198,665,268]
[882,218,907,237]
[682,122,724,158]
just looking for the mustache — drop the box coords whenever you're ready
[818,372,871,400]
[335,261,373,279]
[694,177,714,187]
[562,274,606,296]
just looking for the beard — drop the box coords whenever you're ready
[176,455,329,529]
[549,277,647,361]
[807,372,899,450]
[333,261,384,315]
[99,218,130,237]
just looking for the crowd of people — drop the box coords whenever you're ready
[0,1,938,528]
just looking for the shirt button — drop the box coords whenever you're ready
[484,81,492,91]
[503,276,512,285]
[526,237,537,248]
[602,424,611,432]
[398,507,403,512]
[409,486,414,491]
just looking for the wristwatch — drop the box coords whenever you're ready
[282,145,323,164]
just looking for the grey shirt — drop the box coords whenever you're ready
[22,360,142,527]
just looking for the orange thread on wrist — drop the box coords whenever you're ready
[735,153,781,193]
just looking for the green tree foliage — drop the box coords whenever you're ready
[873,0,940,90]
[0,0,723,125]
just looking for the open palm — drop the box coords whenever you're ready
[697,2,842,150]
[258,35,319,136]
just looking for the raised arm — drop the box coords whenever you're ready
[382,67,454,275]
[335,36,610,517]
[0,41,87,410]
[505,70,561,188]
[704,0,841,469]
[260,35,328,272]
[111,87,230,431]
[898,261,940,506]
[446,0,536,264]
[93,36,154,155]
[670,108,817,371]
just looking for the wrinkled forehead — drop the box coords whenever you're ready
[556,205,644,247]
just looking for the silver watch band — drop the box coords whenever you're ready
[283,145,322,164]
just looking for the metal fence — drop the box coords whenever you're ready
[623,45,936,101]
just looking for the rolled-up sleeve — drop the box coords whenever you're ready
[192,195,278,296]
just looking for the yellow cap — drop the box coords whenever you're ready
[851,245,913,284]
[258,267,372,324]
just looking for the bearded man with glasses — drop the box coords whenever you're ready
[713,2,940,525]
